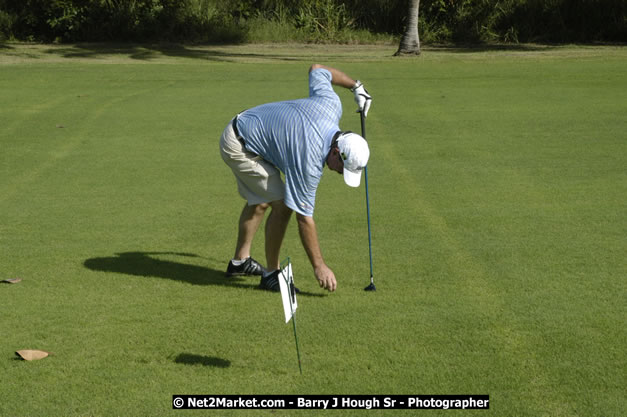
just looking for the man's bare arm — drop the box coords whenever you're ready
[296,213,337,292]
[309,64,372,116]
[309,64,357,89]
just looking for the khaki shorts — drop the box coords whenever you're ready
[219,118,285,205]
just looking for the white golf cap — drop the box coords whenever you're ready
[337,132,370,187]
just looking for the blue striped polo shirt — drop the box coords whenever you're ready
[236,68,342,216]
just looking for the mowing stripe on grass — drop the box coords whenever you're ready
[0,79,169,205]
[378,137,573,416]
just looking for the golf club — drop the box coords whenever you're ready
[360,110,376,292]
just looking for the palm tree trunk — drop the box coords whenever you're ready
[395,0,421,56]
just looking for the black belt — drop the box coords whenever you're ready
[232,117,245,146]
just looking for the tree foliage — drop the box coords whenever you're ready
[0,0,624,43]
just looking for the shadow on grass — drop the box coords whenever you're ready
[174,353,231,368]
[83,251,324,297]
[84,251,251,288]
[427,43,558,53]
[44,43,301,62]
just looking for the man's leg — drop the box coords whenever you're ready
[220,117,280,278]
[265,200,293,271]
[234,202,269,260]
[258,200,299,293]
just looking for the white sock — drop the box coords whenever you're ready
[231,257,249,266]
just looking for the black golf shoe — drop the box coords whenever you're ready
[259,270,300,293]
[225,257,266,277]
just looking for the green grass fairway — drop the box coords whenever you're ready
[1,43,625,416]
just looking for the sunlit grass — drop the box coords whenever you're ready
[0,44,625,416]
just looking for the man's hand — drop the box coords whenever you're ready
[314,263,337,292]
[352,81,372,117]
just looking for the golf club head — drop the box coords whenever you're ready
[364,282,376,291]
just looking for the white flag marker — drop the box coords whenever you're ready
[278,258,302,374]
[279,262,298,323]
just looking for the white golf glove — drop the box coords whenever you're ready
[351,80,372,117]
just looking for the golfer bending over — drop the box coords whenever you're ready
[220,64,372,292]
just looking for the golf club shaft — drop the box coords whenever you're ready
[360,111,374,285]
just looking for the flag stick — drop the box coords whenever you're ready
[360,110,376,291]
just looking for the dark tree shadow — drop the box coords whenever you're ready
[83,251,324,296]
[427,43,559,53]
[174,353,231,368]
[43,43,302,62]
